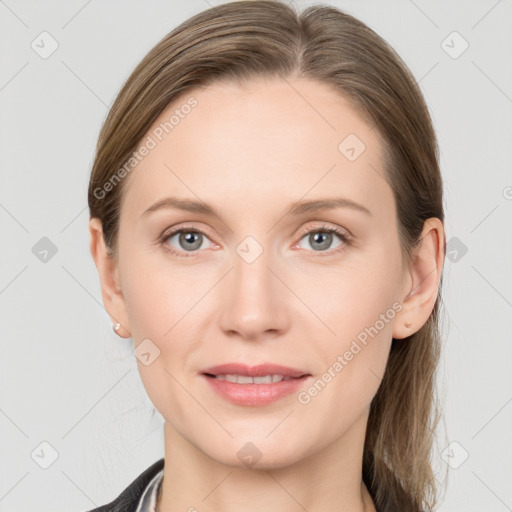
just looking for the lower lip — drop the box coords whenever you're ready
[202,374,311,406]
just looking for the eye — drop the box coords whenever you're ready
[160,226,214,258]
[295,224,351,254]
[159,223,352,258]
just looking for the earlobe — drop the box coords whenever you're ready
[393,218,445,340]
[88,217,132,338]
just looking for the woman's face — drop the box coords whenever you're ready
[112,77,411,467]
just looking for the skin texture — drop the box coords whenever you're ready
[89,77,445,512]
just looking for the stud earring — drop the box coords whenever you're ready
[113,322,121,334]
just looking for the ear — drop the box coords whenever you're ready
[393,217,445,340]
[89,217,131,338]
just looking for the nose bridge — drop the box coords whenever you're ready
[218,234,287,338]
[234,235,272,295]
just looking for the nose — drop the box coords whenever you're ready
[218,243,290,340]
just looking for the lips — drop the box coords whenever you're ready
[201,363,312,406]
[201,363,310,379]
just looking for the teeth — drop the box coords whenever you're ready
[214,374,294,384]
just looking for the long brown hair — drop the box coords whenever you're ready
[88,1,446,509]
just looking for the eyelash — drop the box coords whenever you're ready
[158,223,352,259]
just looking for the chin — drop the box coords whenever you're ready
[200,435,309,471]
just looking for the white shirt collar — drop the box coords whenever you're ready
[134,467,164,512]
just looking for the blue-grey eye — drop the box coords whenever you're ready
[297,229,344,252]
[165,230,211,252]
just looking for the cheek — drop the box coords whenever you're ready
[121,252,196,339]
[125,268,198,421]
[299,251,400,388]
[293,255,399,337]
[298,286,396,433]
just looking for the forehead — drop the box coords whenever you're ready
[121,77,393,223]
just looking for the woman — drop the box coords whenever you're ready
[87,1,446,511]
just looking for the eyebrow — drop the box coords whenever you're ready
[141,196,372,219]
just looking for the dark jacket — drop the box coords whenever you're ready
[86,458,164,512]
[85,456,423,512]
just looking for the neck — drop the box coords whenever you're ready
[156,413,376,512]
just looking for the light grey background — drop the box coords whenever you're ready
[1,1,511,511]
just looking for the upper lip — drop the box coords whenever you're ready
[201,363,310,378]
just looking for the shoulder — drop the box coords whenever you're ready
[84,458,165,512]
